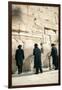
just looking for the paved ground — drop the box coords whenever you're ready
[12,69,59,86]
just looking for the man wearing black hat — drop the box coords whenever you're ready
[15,45,24,74]
[51,43,58,70]
[33,43,43,74]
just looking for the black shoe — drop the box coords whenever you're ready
[18,72,22,74]
[55,68,58,70]
[40,71,43,73]
[40,70,43,73]
[18,72,20,74]
[34,72,39,74]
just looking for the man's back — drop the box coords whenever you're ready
[15,48,24,61]
[51,47,57,57]
[34,47,41,56]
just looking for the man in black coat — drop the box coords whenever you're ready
[51,43,58,70]
[15,45,24,74]
[33,43,43,74]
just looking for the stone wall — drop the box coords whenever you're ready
[12,4,59,74]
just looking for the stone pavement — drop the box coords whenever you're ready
[12,69,59,86]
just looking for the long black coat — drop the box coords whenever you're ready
[15,48,24,66]
[51,47,57,66]
[33,47,41,68]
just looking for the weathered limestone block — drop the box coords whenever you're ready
[41,44,51,68]
[22,40,34,72]
[12,38,18,74]
[23,55,34,72]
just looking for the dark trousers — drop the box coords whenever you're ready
[36,66,42,73]
[53,56,58,69]
[17,64,23,74]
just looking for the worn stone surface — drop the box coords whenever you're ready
[12,70,59,86]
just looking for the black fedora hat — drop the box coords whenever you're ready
[18,45,22,48]
[51,43,55,46]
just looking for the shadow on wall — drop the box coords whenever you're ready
[23,55,34,72]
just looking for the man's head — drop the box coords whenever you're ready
[34,43,38,48]
[51,43,55,47]
[18,45,22,49]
